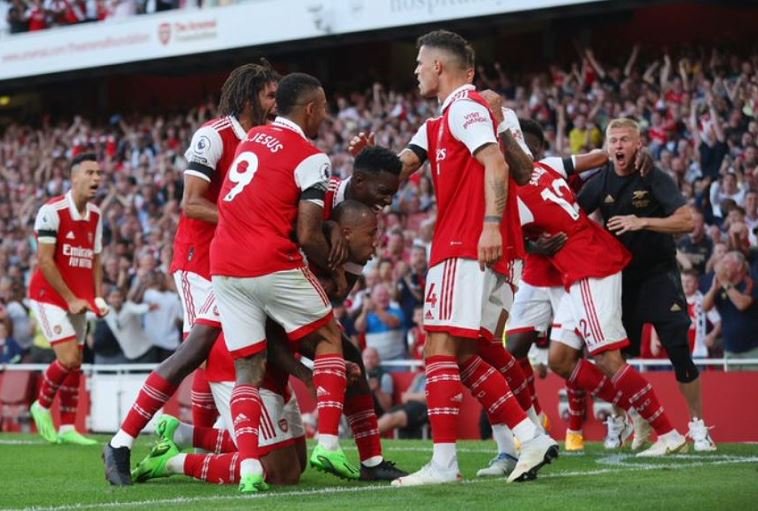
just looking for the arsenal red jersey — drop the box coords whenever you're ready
[29,192,102,311]
[323,176,348,221]
[170,115,247,279]
[210,117,331,278]
[408,84,523,273]
[517,160,631,287]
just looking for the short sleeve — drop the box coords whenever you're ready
[295,152,331,196]
[34,204,59,244]
[447,100,497,155]
[499,107,533,159]
[705,307,721,325]
[183,125,225,182]
[650,168,687,216]
[380,373,394,395]
[407,122,429,163]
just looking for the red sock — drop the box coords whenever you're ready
[191,368,218,427]
[38,360,70,409]
[121,372,178,438]
[313,354,346,436]
[612,364,673,435]
[425,355,462,444]
[192,426,237,453]
[565,381,587,431]
[184,452,240,484]
[459,355,527,430]
[230,384,262,462]
[477,339,533,412]
[58,369,81,425]
[344,393,381,463]
[569,359,630,410]
[517,357,542,414]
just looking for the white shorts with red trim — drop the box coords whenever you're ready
[172,270,221,334]
[210,382,305,456]
[551,272,629,355]
[423,258,503,340]
[28,300,87,345]
[507,282,564,337]
[212,268,333,358]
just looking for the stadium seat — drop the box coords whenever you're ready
[0,371,38,432]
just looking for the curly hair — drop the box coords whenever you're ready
[218,59,280,124]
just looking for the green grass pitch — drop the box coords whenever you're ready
[1,434,757,510]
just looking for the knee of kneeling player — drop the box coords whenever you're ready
[507,332,536,359]
[548,350,574,378]
[667,344,699,383]
[264,460,302,485]
[57,351,82,370]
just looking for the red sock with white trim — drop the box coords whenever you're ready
[569,359,630,410]
[425,355,462,469]
[459,355,528,431]
[477,339,533,413]
[565,382,587,432]
[119,372,177,439]
[184,452,240,484]
[192,426,237,453]
[58,368,81,426]
[191,368,219,428]
[37,360,70,409]
[230,384,263,477]
[612,364,673,435]
[344,393,382,465]
[517,356,542,414]
[312,354,347,446]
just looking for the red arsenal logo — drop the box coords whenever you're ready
[278,419,288,432]
[158,23,171,46]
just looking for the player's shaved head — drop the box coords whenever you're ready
[417,30,475,71]
[333,199,374,228]
[276,73,323,116]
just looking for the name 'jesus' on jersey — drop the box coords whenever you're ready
[517,158,631,287]
[170,115,247,279]
[408,84,523,274]
[28,191,103,311]
[210,117,331,278]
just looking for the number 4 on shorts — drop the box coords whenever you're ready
[425,283,438,308]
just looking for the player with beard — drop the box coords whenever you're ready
[104,62,280,486]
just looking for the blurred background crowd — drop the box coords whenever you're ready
[1,42,756,369]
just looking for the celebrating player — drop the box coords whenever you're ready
[104,62,280,486]
[29,153,108,446]
[374,30,557,487]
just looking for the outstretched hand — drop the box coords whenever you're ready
[348,132,375,157]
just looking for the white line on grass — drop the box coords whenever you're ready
[6,455,757,511]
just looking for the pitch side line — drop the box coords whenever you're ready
[5,456,757,511]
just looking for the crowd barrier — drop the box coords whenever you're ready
[1,359,757,441]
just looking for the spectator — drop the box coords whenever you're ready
[397,245,427,330]
[703,251,758,369]
[98,286,156,364]
[134,270,181,361]
[0,319,23,363]
[377,371,427,439]
[406,306,426,361]
[0,276,33,355]
[355,283,406,365]
[682,270,721,359]
[677,209,713,275]
[362,346,394,417]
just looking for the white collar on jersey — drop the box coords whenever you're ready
[272,116,306,139]
[334,176,350,206]
[66,190,91,221]
[439,84,476,113]
[228,115,247,140]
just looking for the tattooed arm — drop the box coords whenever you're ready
[475,143,508,270]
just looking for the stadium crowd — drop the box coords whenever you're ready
[0,42,757,367]
[1,0,234,34]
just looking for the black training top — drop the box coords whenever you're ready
[577,164,687,280]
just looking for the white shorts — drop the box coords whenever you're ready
[507,282,564,336]
[210,382,305,456]
[173,270,221,335]
[28,300,87,345]
[212,268,333,358]
[551,272,629,355]
[423,258,504,340]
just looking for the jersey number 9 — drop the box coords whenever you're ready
[223,151,259,202]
